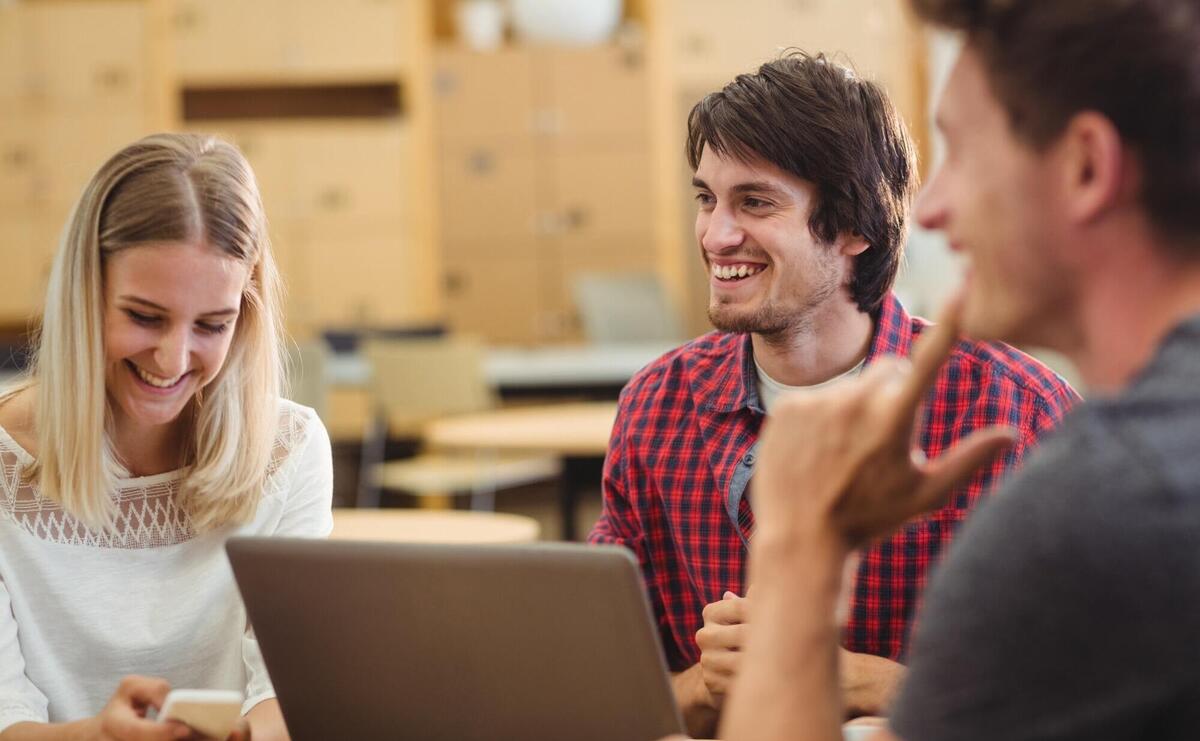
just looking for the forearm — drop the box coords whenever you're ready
[1,719,95,741]
[720,533,847,741]
[671,665,720,739]
[245,698,289,741]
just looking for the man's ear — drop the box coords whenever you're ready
[838,233,870,257]
[1058,111,1135,226]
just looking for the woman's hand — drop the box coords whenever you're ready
[89,675,191,740]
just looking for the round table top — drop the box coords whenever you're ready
[423,401,618,457]
[330,509,541,544]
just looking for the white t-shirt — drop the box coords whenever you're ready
[0,399,334,731]
[754,355,866,412]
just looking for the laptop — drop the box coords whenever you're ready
[225,537,685,741]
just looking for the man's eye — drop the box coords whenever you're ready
[744,197,770,209]
[695,192,715,206]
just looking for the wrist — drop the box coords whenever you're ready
[672,665,720,737]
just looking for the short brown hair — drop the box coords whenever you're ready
[686,51,918,315]
[912,0,1200,250]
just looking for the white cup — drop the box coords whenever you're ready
[457,0,506,51]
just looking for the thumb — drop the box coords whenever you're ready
[914,427,1017,512]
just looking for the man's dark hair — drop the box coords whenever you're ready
[912,0,1200,251]
[686,51,918,315]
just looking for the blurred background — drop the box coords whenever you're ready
[2,0,1031,541]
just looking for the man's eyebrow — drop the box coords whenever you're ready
[691,176,710,190]
[731,181,787,198]
[119,295,239,318]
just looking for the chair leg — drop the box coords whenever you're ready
[469,448,499,511]
[356,412,388,508]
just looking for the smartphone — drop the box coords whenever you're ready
[159,689,244,739]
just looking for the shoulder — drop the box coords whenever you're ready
[621,332,739,403]
[929,327,1079,422]
[614,332,742,431]
[269,399,331,474]
[0,384,37,454]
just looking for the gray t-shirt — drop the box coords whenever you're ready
[891,315,1200,741]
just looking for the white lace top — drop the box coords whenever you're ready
[0,400,334,732]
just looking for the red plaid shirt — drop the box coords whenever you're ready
[589,293,1078,670]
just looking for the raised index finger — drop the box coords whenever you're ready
[895,292,965,428]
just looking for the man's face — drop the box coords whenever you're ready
[693,146,857,337]
[916,47,1072,345]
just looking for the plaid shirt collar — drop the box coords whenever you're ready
[691,292,917,415]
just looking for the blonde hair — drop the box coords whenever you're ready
[9,133,285,531]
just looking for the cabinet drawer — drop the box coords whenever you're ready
[27,0,147,110]
[539,45,649,144]
[290,0,407,79]
[288,122,408,222]
[173,0,288,82]
[434,47,536,143]
[442,253,548,344]
[545,146,654,246]
[291,217,433,328]
[0,217,55,323]
[0,6,32,108]
[31,112,148,212]
[438,142,539,252]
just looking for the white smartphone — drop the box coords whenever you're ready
[159,689,244,739]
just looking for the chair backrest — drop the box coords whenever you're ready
[572,272,683,344]
[363,336,495,436]
[285,340,329,419]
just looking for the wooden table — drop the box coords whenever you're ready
[330,508,541,544]
[423,402,618,540]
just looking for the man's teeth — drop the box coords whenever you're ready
[712,264,764,280]
[133,365,183,388]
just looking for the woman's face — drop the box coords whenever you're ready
[103,241,249,435]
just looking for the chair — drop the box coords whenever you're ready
[571,272,684,344]
[285,340,330,420]
[356,336,560,509]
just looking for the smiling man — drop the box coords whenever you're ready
[588,52,1077,738]
[720,2,1200,741]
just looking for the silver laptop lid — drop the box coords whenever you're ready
[226,537,684,741]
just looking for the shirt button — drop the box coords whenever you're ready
[743,452,755,466]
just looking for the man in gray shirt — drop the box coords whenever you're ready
[707,1,1200,740]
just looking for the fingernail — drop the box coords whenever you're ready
[723,591,737,599]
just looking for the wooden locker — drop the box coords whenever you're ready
[540,240,652,340]
[437,142,540,257]
[290,0,406,79]
[0,5,32,108]
[172,0,288,83]
[0,120,35,212]
[442,252,549,344]
[31,112,149,213]
[0,219,38,323]
[286,121,408,222]
[26,0,147,112]
[539,45,650,145]
[433,48,537,144]
[185,123,299,227]
[545,145,655,253]
[293,217,434,328]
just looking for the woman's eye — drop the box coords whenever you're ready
[197,322,230,336]
[127,310,159,326]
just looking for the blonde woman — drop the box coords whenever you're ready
[0,134,333,740]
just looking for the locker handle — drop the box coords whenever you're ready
[318,188,350,210]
